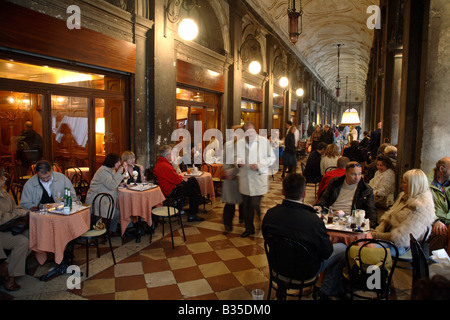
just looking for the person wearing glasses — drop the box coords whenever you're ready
[0,167,29,291]
[314,161,378,229]
[20,160,76,210]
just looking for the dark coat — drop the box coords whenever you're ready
[262,199,333,263]
[316,175,378,228]
[320,130,334,145]
[303,150,322,182]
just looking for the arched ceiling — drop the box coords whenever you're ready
[244,0,380,104]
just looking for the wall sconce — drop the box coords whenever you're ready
[279,76,289,88]
[248,60,261,74]
[296,88,304,96]
[164,0,199,41]
[287,0,303,45]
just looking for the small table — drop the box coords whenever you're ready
[29,205,91,280]
[326,228,373,246]
[180,171,215,203]
[117,185,166,242]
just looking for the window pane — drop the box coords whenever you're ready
[0,59,123,92]
[52,96,89,170]
[0,91,43,173]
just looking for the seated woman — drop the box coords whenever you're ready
[372,169,436,256]
[320,143,340,176]
[369,155,396,208]
[121,151,145,184]
[0,167,29,291]
[86,153,125,233]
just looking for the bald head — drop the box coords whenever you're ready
[436,157,450,182]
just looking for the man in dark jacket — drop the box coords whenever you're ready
[262,173,347,299]
[314,161,378,229]
[320,125,334,145]
[303,142,327,182]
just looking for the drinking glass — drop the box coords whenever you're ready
[55,191,62,203]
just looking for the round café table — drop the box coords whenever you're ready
[180,171,215,203]
[29,205,91,280]
[117,185,166,241]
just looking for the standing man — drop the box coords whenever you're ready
[237,122,276,237]
[314,161,378,229]
[20,160,76,210]
[320,125,334,145]
[303,142,327,183]
[222,125,244,234]
[370,122,382,157]
[427,157,450,252]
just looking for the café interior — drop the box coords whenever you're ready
[0,0,449,301]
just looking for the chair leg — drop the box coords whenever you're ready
[168,216,174,249]
[96,239,100,258]
[178,213,186,241]
[85,239,89,278]
[107,234,116,265]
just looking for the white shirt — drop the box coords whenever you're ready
[331,180,357,214]
[40,176,54,197]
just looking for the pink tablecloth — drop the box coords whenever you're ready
[327,230,373,246]
[181,171,215,203]
[29,207,91,265]
[117,186,166,236]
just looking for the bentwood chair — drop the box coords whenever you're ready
[264,232,320,300]
[409,233,431,288]
[75,193,116,277]
[300,162,319,198]
[343,238,399,300]
[151,184,186,249]
[397,226,432,270]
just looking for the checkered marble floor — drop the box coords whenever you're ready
[0,164,413,300]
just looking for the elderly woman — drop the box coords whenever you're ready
[320,143,340,176]
[372,169,436,255]
[86,153,124,233]
[369,155,396,208]
[121,151,145,184]
[0,168,29,291]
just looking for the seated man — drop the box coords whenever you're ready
[20,160,76,210]
[303,142,327,182]
[262,173,347,299]
[427,157,450,252]
[316,157,350,202]
[153,145,204,222]
[314,161,378,229]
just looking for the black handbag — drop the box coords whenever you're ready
[0,215,29,236]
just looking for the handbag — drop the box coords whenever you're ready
[0,215,29,236]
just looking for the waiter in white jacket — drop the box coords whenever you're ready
[237,122,276,237]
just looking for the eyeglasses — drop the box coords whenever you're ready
[346,163,362,169]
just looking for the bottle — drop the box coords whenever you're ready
[67,189,72,210]
[64,188,68,206]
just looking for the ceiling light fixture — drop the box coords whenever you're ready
[287,0,303,45]
[335,44,343,98]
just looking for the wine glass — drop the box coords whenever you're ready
[55,191,62,204]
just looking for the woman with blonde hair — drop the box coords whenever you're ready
[320,143,340,176]
[121,151,145,184]
[372,169,436,255]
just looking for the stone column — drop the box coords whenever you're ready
[420,0,450,172]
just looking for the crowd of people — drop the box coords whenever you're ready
[0,119,449,299]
